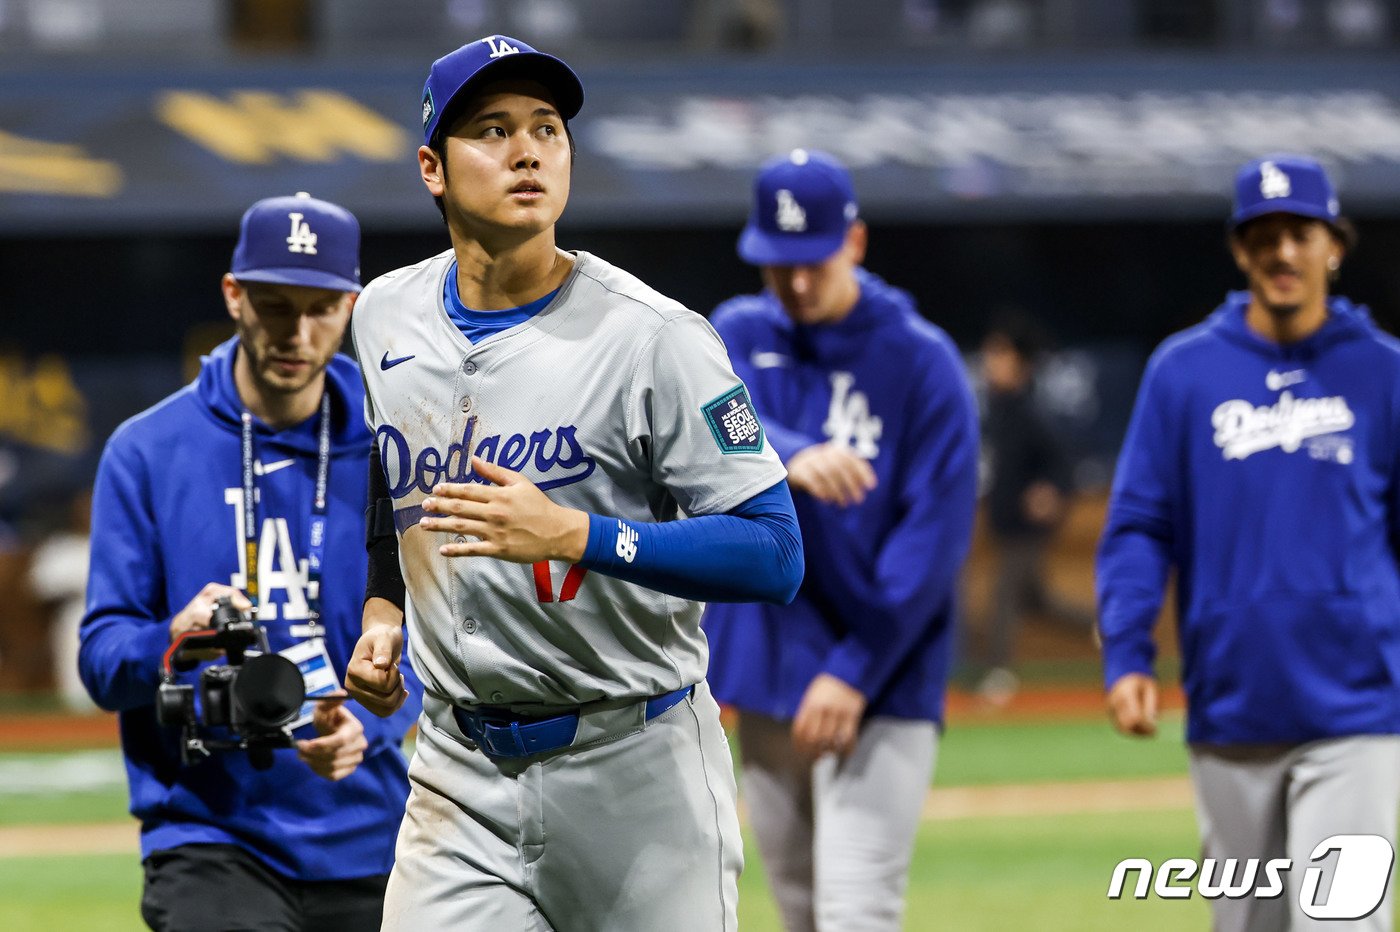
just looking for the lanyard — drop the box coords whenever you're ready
[240,392,332,636]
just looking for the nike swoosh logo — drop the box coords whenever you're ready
[751,351,791,369]
[254,459,295,476]
[381,352,416,370]
[1265,369,1306,391]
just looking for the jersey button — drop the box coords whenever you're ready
[490,692,505,703]
[460,396,473,412]
[463,361,478,375]
[454,535,466,544]
[462,618,477,634]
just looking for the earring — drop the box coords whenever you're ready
[1328,256,1340,271]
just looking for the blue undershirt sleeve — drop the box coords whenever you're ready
[578,480,803,604]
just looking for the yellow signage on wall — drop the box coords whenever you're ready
[156,89,410,164]
[0,131,123,197]
[0,355,88,454]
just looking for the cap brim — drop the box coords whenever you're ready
[233,268,362,294]
[737,224,847,267]
[1230,199,1336,229]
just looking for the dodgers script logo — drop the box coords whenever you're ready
[377,417,596,499]
[1212,390,1354,462]
[824,371,882,459]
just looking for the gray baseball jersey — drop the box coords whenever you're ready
[351,249,787,710]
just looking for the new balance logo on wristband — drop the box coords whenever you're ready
[615,521,638,563]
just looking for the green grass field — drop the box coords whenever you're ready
[0,712,1226,930]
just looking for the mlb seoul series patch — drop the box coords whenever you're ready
[702,384,765,454]
[422,88,435,129]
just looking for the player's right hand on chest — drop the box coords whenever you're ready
[346,623,409,717]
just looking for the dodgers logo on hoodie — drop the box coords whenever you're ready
[1212,390,1355,462]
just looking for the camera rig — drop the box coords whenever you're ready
[155,597,307,770]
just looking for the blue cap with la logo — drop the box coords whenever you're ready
[738,149,859,266]
[421,35,584,147]
[230,192,362,293]
[1230,154,1343,230]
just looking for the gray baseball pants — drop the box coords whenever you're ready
[1189,735,1400,932]
[381,681,742,932]
[736,711,938,932]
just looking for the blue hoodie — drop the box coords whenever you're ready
[79,337,419,880]
[1098,292,1400,745]
[703,268,978,722]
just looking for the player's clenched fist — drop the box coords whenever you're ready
[346,615,408,717]
[418,455,590,563]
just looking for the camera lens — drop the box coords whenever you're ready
[232,654,306,728]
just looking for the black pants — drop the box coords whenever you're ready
[140,843,388,932]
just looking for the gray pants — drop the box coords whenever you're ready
[736,711,937,932]
[382,681,742,932]
[1189,735,1400,932]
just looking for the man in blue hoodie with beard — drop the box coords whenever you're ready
[1099,155,1400,931]
[79,193,419,931]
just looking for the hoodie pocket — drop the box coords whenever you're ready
[1183,594,1394,742]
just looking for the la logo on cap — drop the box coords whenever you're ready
[287,211,318,255]
[486,36,520,58]
[775,189,807,232]
[1259,161,1291,200]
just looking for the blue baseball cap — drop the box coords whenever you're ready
[422,35,584,147]
[1230,154,1343,230]
[738,149,859,267]
[230,192,362,293]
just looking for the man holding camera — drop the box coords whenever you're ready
[79,193,419,932]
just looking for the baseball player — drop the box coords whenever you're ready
[341,35,804,931]
[703,149,979,932]
[1099,154,1400,931]
[78,193,420,931]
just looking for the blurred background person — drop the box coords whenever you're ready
[974,313,1095,706]
[1099,155,1400,932]
[704,149,979,932]
[27,487,95,712]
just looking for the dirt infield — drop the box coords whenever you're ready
[0,713,118,750]
[925,776,1192,821]
[0,821,137,857]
